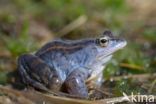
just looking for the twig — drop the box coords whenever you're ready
[148,79,156,93]
[120,63,144,70]
[0,85,156,104]
[89,87,113,96]
[107,73,156,81]
[0,85,35,104]
[58,15,87,37]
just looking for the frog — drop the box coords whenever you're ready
[17,30,127,98]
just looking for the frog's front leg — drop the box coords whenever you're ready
[17,54,62,91]
[64,68,89,98]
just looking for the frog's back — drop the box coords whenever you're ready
[35,39,94,56]
[35,39,95,65]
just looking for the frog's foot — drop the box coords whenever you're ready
[64,68,89,98]
[17,54,62,91]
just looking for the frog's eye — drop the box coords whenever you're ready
[99,36,109,47]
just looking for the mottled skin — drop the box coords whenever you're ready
[17,31,127,98]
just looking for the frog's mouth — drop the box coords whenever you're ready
[96,39,127,60]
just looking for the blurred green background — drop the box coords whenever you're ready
[0,0,156,97]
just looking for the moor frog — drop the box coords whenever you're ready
[17,30,127,98]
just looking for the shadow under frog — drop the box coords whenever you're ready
[17,30,127,98]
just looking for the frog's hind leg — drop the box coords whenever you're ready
[64,68,89,98]
[17,54,61,91]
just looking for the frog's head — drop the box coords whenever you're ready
[84,30,127,65]
[95,31,127,61]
